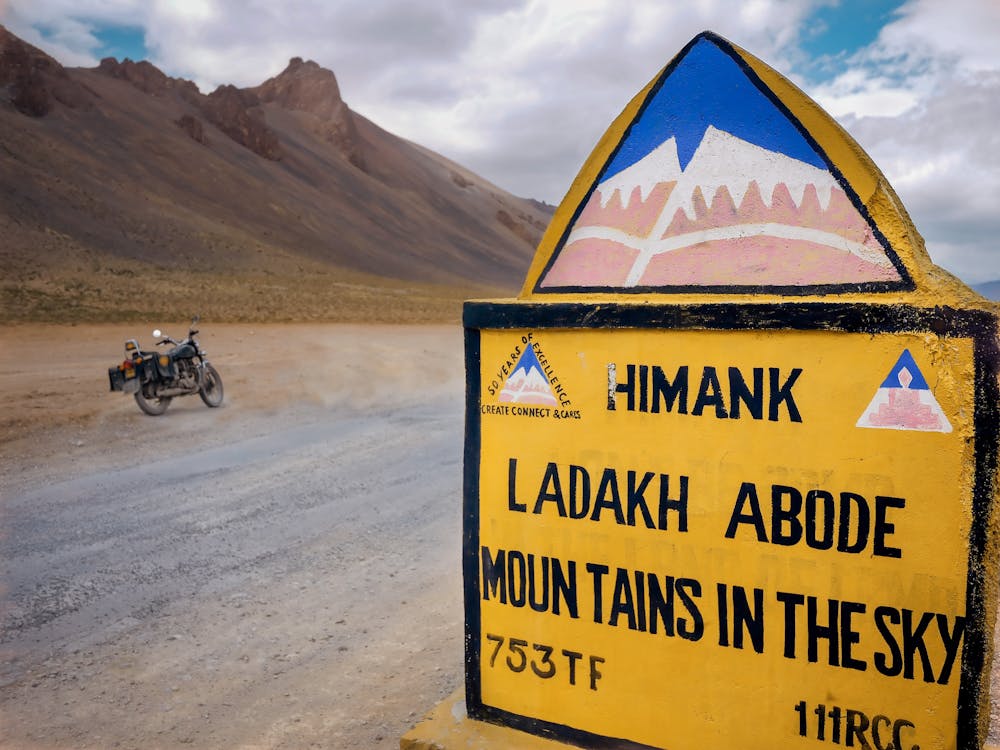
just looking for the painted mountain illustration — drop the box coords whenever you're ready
[499,346,558,405]
[538,34,906,291]
[544,127,900,287]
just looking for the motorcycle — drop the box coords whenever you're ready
[107,316,224,416]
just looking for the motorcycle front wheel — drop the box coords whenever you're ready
[134,389,172,416]
[199,363,224,407]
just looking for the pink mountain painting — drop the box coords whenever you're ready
[541,127,902,289]
[499,365,558,405]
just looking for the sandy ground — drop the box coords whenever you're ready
[0,323,464,492]
[1,323,467,750]
[2,323,1000,749]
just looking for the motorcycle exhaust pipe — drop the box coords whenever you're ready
[154,387,197,397]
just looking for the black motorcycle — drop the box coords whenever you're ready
[108,316,224,416]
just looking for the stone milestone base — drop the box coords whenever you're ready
[400,690,1000,750]
[400,690,568,750]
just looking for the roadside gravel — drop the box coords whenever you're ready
[2,323,999,748]
[1,324,465,749]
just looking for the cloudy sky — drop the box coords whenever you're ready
[2,0,999,284]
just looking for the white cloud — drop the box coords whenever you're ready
[353,0,823,202]
[842,71,1000,283]
[804,0,1000,282]
[878,0,1000,75]
[2,0,146,63]
[812,68,924,118]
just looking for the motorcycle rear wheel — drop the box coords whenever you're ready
[134,389,172,416]
[199,363,224,407]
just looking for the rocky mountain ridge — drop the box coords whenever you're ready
[0,25,552,321]
[0,25,94,115]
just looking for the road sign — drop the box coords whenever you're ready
[464,303,998,750]
[460,30,1000,750]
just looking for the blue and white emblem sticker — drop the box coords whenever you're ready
[500,345,558,406]
[857,349,951,432]
[483,333,580,420]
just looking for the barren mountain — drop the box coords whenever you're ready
[0,26,552,322]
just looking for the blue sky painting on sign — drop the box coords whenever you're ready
[603,37,826,176]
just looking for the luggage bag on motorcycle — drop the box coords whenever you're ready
[108,358,154,394]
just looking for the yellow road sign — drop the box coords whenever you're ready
[463,303,999,750]
[458,27,1000,750]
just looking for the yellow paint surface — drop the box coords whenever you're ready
[476,327,977,749]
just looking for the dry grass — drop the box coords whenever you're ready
[1,253,509,325]
[0,219,516,324]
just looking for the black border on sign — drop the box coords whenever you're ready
[463,301,998,750]
[530,31,914,296]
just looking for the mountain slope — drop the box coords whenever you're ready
[0,26,552,322]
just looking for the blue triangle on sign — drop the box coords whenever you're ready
[601,35,826,177]
[880,349,930,390]
[500,341,558,406]
[512,345,549,384]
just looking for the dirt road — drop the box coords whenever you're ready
[1,324,466,749]
[3,323,1000,748]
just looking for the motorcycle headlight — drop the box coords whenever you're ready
[159,355,169,366]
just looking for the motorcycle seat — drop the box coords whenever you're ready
[167,343,197,360]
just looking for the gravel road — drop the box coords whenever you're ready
[2,323,1000,749]
[1,324,466,749]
